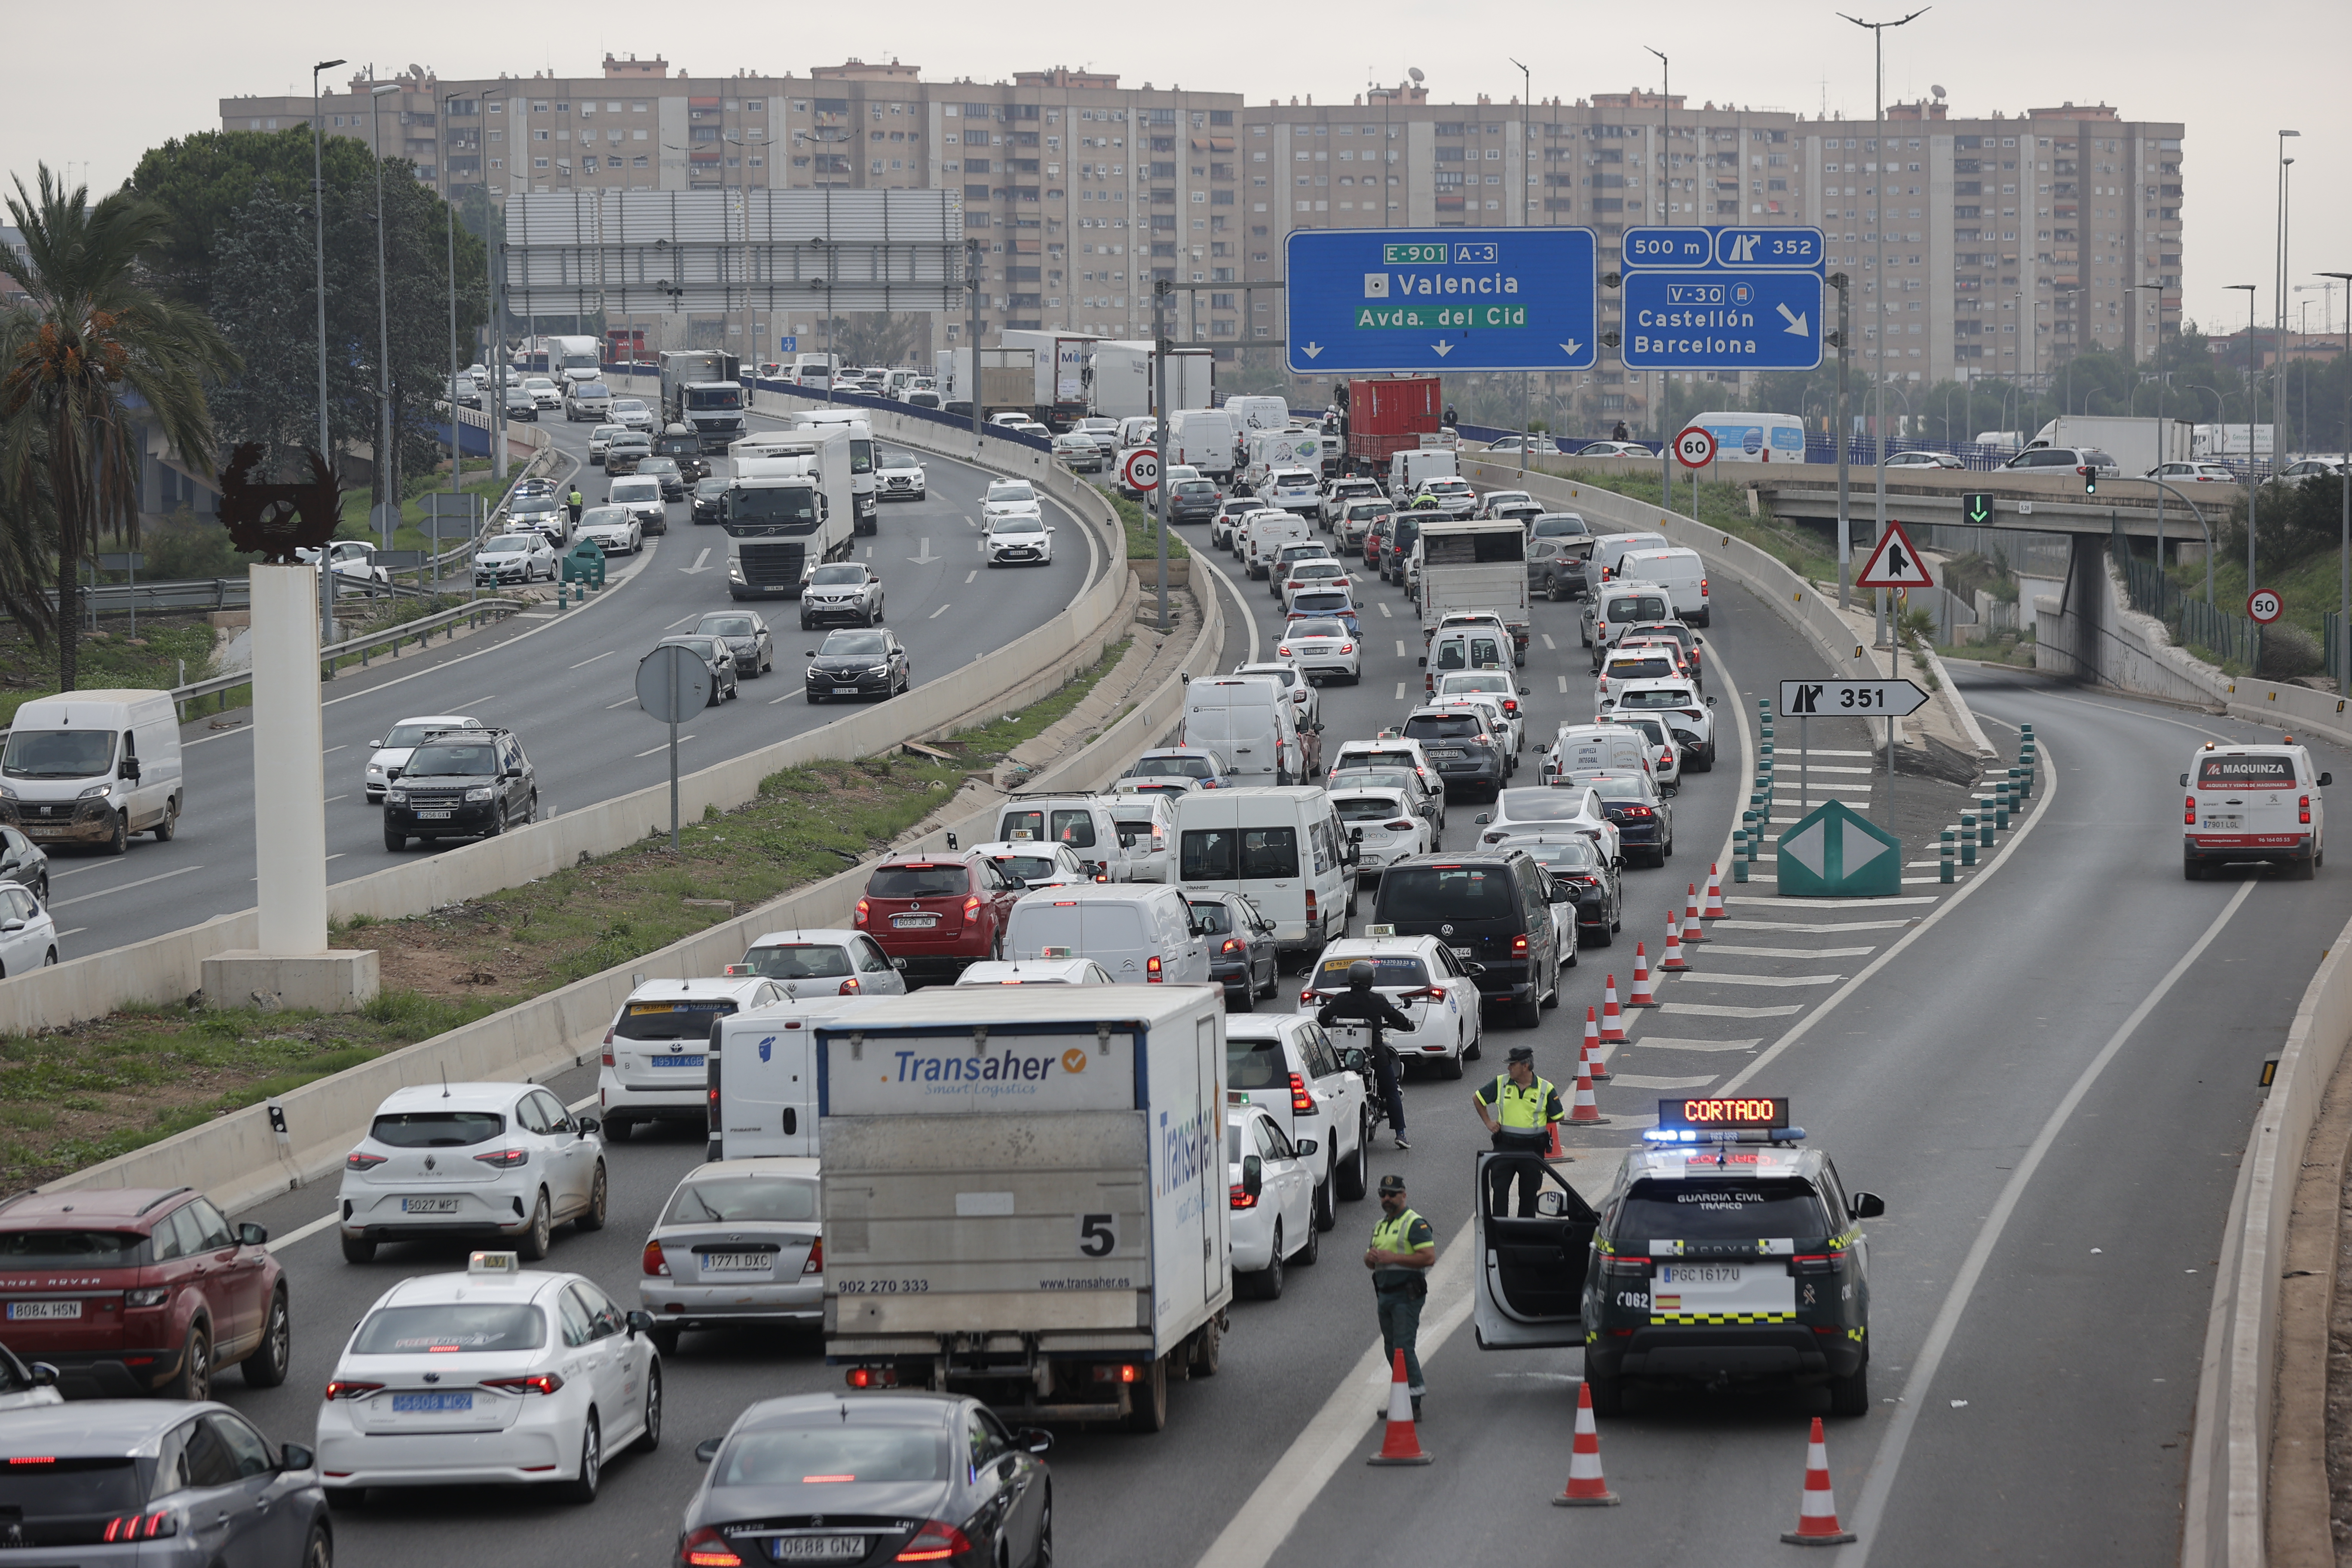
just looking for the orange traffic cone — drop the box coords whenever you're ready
[1702,863,1727,919]
[1628,942,1659,1007]
[1568,1054,1609,1124]
[1779,1417,1857,1545]
[1681,884,1708,944]
[1366,1348,1432,1466]
[1599,976,1627,1042]
[1581,1006,1609,1083]
[1551,1380,1620,1507]
[1661,920,1690,971]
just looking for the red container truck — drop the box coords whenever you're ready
[1346,376,1444,472]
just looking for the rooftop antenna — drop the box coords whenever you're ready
[440,1066,450,1098]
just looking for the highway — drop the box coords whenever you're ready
[50,410,1100,956]
[177,482,2352,1566]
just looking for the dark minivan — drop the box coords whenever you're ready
[1371,850,1571,1028]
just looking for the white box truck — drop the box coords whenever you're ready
[1389,446,1458,496]
[723,429,857,597]
[2030,416,2193,475]
[1416,518,1532,662]
[1089,342,1212,420]
[998,330,1098,429]
[785,410,879,535]
[816,986,1233,1430]
[1240,429,1333,493]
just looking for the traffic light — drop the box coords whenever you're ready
[1961,491,1995,526]
[2079,465,2098,496]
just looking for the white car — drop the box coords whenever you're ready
[2151,460,2244,484]
[1882,449,1965,469]
[1277,616,1361,685]
[1416,476,1477,517]
[575,505,643,557]
[1331,786,1433,883]
[956,958,1117,986]
[298,539,392,587]
[983,513,1055,567]
[1576,440,1652,459]
[878,449,928,500]
[1476,784,1622,862]
[2281,458,2346,484]
[337,1082,609,1263]
[0,882,58,975]
[1432,671,1529,753]
[588,424,626,465]
[1607,677,1718,771]
[316,1251,660,1505]
[971,839,1095,890]
[1226,1104,1320,1298]
[473,531,558,588]
[609,398,656,432]
[1600,712,1681,795]
[1320,477,1384,527]
[1298,933,1483,1080]
[723,928,910,998]
[1259,468,1321,515]
[523,376,563,410]
[1277,557,1357,611]
[596,977,788,1141]
[1476,488,1534,519]
[982,479,1041,519]
[638,1157,824,1353]
[1232,660,1319,728]
[363,713,484,803]
[1335,497,1390,550]
[1226,1012,1373,1226]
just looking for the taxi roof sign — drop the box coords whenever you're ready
[468,1250,522,1277]
[1363,923,1397,937]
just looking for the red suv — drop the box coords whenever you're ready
[854,851,1023,984]
[0,1186,290,1400]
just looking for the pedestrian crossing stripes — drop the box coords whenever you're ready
[1657,1001,1806,1018]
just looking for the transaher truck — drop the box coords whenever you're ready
[659,350,747,451]
[816,986,1233,1431]
[723,429,856,598]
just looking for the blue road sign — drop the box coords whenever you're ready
[1285,227,1598,374]
[778,335,798,353]
[1623,226,1826,273]
[1620,270,1825,372]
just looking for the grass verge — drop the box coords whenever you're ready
[1532,464,1841,584]
[0,637,1132,1188]
[1088,485,1193,563]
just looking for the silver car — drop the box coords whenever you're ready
[637,1157,823,1354]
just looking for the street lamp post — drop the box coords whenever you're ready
[370,79,400,551]
[1512,56,1531,478]
[1830,271,1852,607]
[444,92,464,523]
[1644,46,1669,493]
[2229,283,2259,591]
[2276,131,2300,475]
[2321,270,2352,689]
[311,58,346,642]
[2134,281,2168,572]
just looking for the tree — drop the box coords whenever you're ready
[823,312,925,370]
[205,187,345,465]
[0,166,239,689]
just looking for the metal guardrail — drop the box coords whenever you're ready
[167,597,530,715]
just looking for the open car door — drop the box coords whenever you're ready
[1472,1150,1599,1351]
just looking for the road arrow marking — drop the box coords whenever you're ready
[678,548,713,575]
[1560,340,1583,357]
[1430,342,1453,358]
[1777,303,1810,336]
[1300,342,1323,359]
[909,538,939,565]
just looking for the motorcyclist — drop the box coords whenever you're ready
[1317,959,1414,1151]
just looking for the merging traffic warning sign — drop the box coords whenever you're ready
[1779,680,1929,717]
[1853,518,1935,590]
[1777,799,1902,898]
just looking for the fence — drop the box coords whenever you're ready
[2108,516,2256,668]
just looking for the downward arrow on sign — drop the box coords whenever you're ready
[1300,342,1324,359]
[1776,303,1810,336]
[1430,343,1454,358]
[1560,341,1583,357]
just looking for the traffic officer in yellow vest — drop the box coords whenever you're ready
[1365,1174,1435,1420]
[1473,1046,1563,1218]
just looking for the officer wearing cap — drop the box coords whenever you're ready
[1318,960,1414,1150]
[1473,1046,1563,1217]
[1365,1174,1435,1419]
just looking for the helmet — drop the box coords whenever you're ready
[1347,960,1376,991]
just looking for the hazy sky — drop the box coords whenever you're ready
[8,0,2347,348]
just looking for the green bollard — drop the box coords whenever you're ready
[1733,858,1750,884]
[2009,766,2023,805]
[1743,811,1761,858]
[1940,829,1956,883]
[1994,783,2011,831]
[1963,810,1981,861]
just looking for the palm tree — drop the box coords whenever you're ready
[0,165,238,690]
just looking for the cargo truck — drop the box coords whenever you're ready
[1088,341,1213,420]
[2029,416,2193,475]
[937,348,1046,422]
[1345,375,1444,474]
[785,410,879,534]
[816,987,1234,1431]
[659,350,747,451]
[998,330,1099,430]
[1416,518,1531,663]
[722,429,857,597]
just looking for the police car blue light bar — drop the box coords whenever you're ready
[1642,1126,1807,1144]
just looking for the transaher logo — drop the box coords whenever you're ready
[1061,1048,1088,1074]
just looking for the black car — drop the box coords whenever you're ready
[693,611,775,678]
[0,825,50,903]
[658,634,742,706]
[1572,769,1674,867]
[637,456,689,502]
[502,387,538,423]
[1400,709,1504,802]
[651,430,710,484]
[682,1393,1052,1568]
[805,628,911,703]
[382,727,537,851]
[1371,849,1571,1028]
[691,475,731,525]
[1169,478,1222,524]
[1189,890,1278,1008]
[1506,833,1623,946]
[1528,535,1592,602]
[1383,513,1424,585]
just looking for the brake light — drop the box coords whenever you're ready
[1503,699,1518,713]
[323,1380,385,1400]
[1700,577,1709,596]
[1229,1184,1259,1210]
[2185,795,2197,826]
[1791,1252,1845,1276]
[482,1373,566,1396]
[1305,888,1317,928]
[680,1527,746,1568]
[473,1148,530,1169]
[102,1511,177,1543]
[1387,819,1417,831]
[345,1152,387,1171]
[1602,1255,1651,1277]
[2302,795,2312,825]
[897,1521,976,1562]
[963,894,981,920]
[643,1240,670,1277]
[1221,937,1244,955]
[804,1237,824,1276]
[1511,933,1529,956]
[1621,805,1654,819]
[601,1026,616,1067]
[1146,955,1164,983]
[1277,644,1292,656]
[839,977,860,995]
[1340,643,1354,653]
[854,896,870,927]
[1402,986,1448,1002]
[1290,1072,1315,1115]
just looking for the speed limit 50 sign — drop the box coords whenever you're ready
[1121,448,1161,493]
[2247,588,2284,625]
[1673,426,1718,469]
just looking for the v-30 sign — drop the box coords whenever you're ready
[1779,679,1929,717]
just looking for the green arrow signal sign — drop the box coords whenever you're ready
[1963,492,1995,526]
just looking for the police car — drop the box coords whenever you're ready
[2182,739,2331,879]
[1297,929,1483,1080]
[1470,1098,1883,1418]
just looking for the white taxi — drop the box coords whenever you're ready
[337,1084,609,1264]
[971,839,1096,890]
[1226,1104,1319,1299]
[596,977,785,1142]
[2182,740,2331,880]
[1297,932,1483,1080]
[317,1252,660,1506]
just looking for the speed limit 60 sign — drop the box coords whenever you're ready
[1673,426,1718,469]
[1121,448,1161,493]
[2247,588,2284,625]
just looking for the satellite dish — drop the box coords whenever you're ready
[1931,84,1947,100]
[1408,67,1425,83]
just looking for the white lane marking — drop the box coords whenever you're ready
[569,650,614,670]
[324,795,347,805]
[1626,1035,1761,1052]
[265,1212,340,1254]
[1675,972,1844,987]
[1557,676,1568,693]
[1378,602,1392,619]
[52,865,203,909]
[606,697,635,710]
[634,735,695,758]
[1393,682,1407,701]
[665,614,697,630]
[1715,918,1914,933]
[965,569,978,584]
[324,854,344,863]
[1778,763,1877,774]
[1836,876,2254,1564]
[1724,895,1936,908]
[445,694,496,710]
[1395,640,1408,658]
[1776,747,1876,756]
[929,603,951,619]
[322,745,346,756]
[1657,1001,1804,1017]
[678,548,714,575]
[1608,1072,1719,1089]
[1703,944,1877,959]
[1541,634,1557,650]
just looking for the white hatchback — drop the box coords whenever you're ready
[1298,933,1483,1080]
[575,505,643,558]
[1330,787,1433,884]
[1226,1105,1320,1298]
[597,977,788,1141]
[337,1084,609,1264]
[316,1252,660,1505]
[983,513,1055,567]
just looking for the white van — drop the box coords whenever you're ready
[1581,582,1676,668]
[1539,723,1651,784]
[1589,531,1672,587]
[992,795,1134,881]
[1389,447,1458,496]
[1170,407,1239,480]
[1225,395,1290,435]
[706,995,884,1161]
[1689,410,1807,464]
[1182,675,1306,785]
[1001,882,1211,983]
[0,689,184,852]
[1176,786,1354,959]
[1614,546,1710,625]
[1239,510,1311,579]
[1104,791,1178,883]
[2182,741,2331,880]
